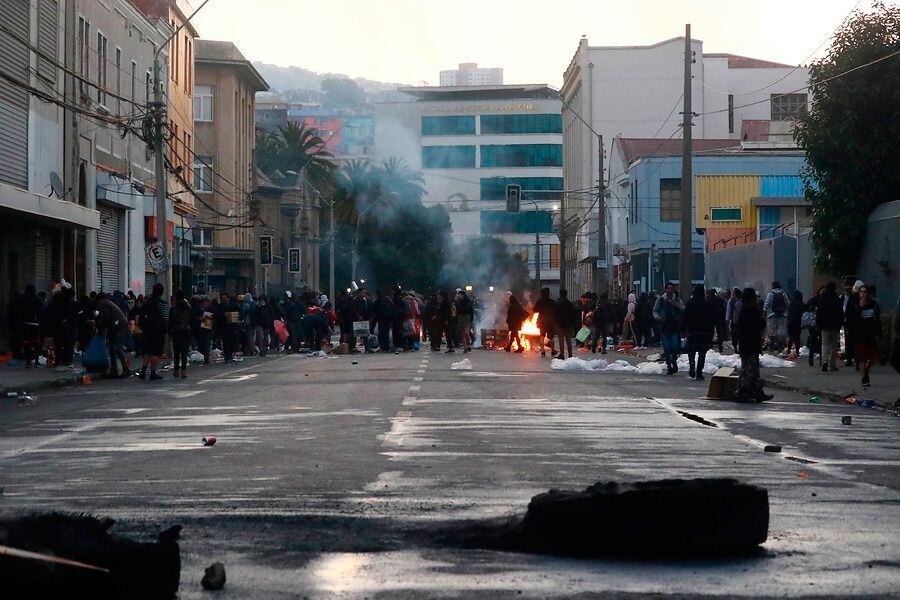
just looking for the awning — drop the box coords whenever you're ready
[0,182,100,230]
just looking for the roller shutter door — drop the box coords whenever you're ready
[0,3,29,188]
[97,205,122,291]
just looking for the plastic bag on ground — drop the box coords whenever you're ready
[189,351,205,363]
[450,357,473,370]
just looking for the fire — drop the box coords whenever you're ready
[518,312,542,352]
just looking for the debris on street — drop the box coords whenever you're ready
[201,561,226,590]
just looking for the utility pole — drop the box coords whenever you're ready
[151,56,169,295]
[597,134,606,295]
[679,24,693,296]
[329,199,335,302]
[534,230,541,292]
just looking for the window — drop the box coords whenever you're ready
[145,70,151,104]
[77,17,89,96]
[192,227,214,247]
[480,144,562,167]
[169,120,178,163]
[96,32,108,105]
[194,85,213,121]
[184,37,192,95]
[659,178,681,222]
[771,93,807,121]
[710,207,742,222]
[171,20,178,84]
[480,210,554,234]
[480,114,562,134]
[130,60,137,114]
[184,131,191,176]
[422,145,475,168]
[115,48,122,112]
[480,177,563,200]
[421,115,475,136]
[194,157,213,192]
[728,94,734,134]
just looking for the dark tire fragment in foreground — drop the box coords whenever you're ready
[505,478,768,556]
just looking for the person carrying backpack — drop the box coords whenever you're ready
[763,281,789,352]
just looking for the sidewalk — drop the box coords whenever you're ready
[1,362,91,396]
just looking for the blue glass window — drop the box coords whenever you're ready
[480,177,564,200]
[422,146,476,168]
[480,144,562,167]
[480,114,562,134]
[421,115,476,136]
[480,211,554,234]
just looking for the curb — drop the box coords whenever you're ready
[1,372,104,397]
[764,378,899,416]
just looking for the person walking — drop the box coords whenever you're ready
[653,283,684,375]
[708,288,728,353]
[840,278,860,367]
[255,295,274,357]
[852,284,881,389]
[683,284,715,380]
[554,289,579,359]
[816,282,843,373]
[736,288,773,402]
[504,294,528,353]
[804,287,824,367]
[533,287,557,357]
[763,281,789,352]
[622,292,637,344]
[423,293,443,351]
[726,287,743,354]
[169,289,192,378]
[455,289,475,353]
[138,283,168,380]
[94,292,130,378]
[373,289,395,352]
[786,290,805,356]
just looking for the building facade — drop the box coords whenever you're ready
[560,35,810,294]
[0,0,101,347]
[606,137,806,294]
[374,84,564,290]
[192,39,267,295]
[439,63,503,86]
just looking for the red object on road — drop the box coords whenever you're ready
[202,436,216,447]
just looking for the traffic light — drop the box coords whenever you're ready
[506,184,521,214]
[288,247,301,273]
[259,235,273,265]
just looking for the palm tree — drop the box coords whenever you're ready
[377,157,426,205]
[277,122,336,192]
[255,128,283,176]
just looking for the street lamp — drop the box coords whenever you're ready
[465,285,473,292]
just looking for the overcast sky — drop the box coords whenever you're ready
[192,0,869,87]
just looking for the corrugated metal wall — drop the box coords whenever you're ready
[0,3,29,188]
[696,175,760,229]
[759,175,804,197]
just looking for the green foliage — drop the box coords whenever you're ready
[320,77,366,108]
[254,122,336,193]
[795,1,900,275]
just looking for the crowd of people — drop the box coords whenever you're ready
[4,275,886,397]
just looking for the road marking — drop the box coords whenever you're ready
[413,377,423,382]
[403,396,417,403]
[409,385,420,392]
[198,373,258,384]
[417,369,426,374]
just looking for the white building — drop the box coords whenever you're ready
[439,63,503,86]
[374,84,563,289]
[68,0,171,295]
[560,36,810,294]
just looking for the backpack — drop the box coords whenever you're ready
[771,291,787,316]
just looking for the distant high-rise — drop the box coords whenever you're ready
[439,63,503,86]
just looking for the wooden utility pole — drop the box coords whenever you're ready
[679,24,693,295]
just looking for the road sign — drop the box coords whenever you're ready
[288,247,301,273]
[259,235,273,265]
[506,184,521,214]
[145,242,169,273]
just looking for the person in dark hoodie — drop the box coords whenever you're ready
[47,284,79,370]
[504,294,528,353]
[532,287,557,357]
[736,288,773,402]
[255,295,274,356]
[683,284,715,380]
[554,289,579,359]
[373,289,396,352]
[169,289,192,378]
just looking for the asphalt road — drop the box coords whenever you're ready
[1,347,898,598]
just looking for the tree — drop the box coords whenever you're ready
[321,77,366,109]
[795,2,900,274]
[277,122,336,192]
[254,129,283,175]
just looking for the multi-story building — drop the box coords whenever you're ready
[374,84,563,290]
[65,0,170,296]
[606,136,806,294]
[439,63,503,86]
[130,0,199,292]
[560,35,810,294]
[0,0,101,346]
[192,39,268,294]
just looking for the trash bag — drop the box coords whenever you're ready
[575,326,591,343]
[82,335,110,373]
[273,320,289,344]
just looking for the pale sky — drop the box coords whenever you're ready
[192,0,870,87]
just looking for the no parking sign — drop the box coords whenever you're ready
[146,242,169,273]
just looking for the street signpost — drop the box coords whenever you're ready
[288,247,301,273]
[145,242,169,273]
